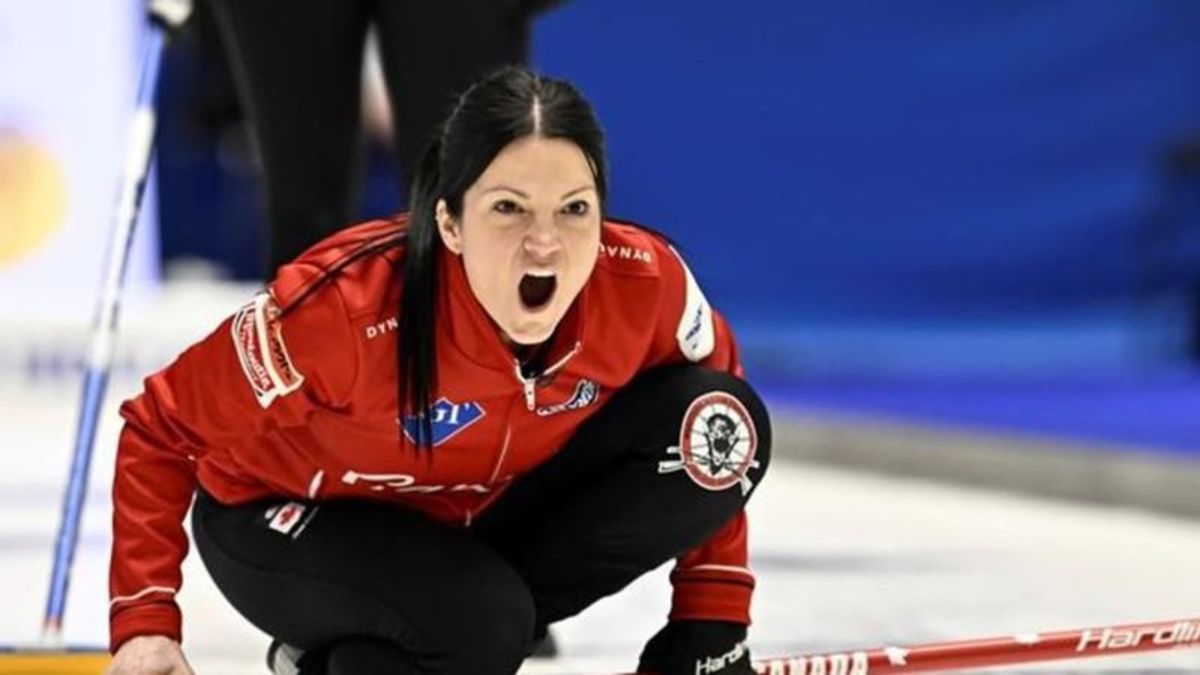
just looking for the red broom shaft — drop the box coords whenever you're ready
[749,617,1200,674]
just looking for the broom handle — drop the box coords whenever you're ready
[627,616,1200,674]
[41,0,191,642]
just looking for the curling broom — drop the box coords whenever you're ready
[0,1,190,672]
[624,615,1200,674]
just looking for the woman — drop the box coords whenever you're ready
[106,67,771,675]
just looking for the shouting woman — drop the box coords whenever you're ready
[106,66,771,675]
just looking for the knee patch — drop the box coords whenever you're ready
[619,366,772,500]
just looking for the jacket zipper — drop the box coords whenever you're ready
[511,341,582,411]
[484,341,583,522]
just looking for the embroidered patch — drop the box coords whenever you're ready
[231,292,304,408]
[535,379,600,417]
[658,391,760,495]
[264,501,317,539]
[670,247,715,362]
[400,397,486,446]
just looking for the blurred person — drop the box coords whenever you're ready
[105,68,771,675]
[206,0,561,274]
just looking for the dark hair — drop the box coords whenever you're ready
[399,66,609,449]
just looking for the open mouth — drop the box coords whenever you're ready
[519,273,557,311]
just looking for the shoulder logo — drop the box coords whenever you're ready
[400,398,486,446]
[231,292,305,408]
[364,315,399,340]
[670,247,715,361]
[598,242,654,264]
[658,391,760,495]
[535,379,601,417]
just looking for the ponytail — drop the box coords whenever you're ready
[398,137,443,451]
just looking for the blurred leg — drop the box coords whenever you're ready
[205,0,370,273]
[373,0,532,184]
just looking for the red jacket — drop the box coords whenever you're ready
[109,217,755,652]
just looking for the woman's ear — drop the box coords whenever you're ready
[435,199,462,255]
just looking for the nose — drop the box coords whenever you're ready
[523,217,560,261]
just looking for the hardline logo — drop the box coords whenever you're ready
[1076,620,1200,652]
[695,640,746,674]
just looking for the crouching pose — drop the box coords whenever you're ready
[106,66,771,675]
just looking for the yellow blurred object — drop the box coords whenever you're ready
[0,131,68,266]
[0,651,110,674]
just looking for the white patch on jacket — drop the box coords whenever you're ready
[231,292,305,408]
[670,247,715,362]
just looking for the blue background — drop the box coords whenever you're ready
[158,2,1200,373]
[528,1,1200,375]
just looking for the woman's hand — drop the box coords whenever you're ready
[105,635,195,675]
[638,620,755,675]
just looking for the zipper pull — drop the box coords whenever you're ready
[522,377,536,411]
[513,358,538,410]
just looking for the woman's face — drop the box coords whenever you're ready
[437,135,602,347]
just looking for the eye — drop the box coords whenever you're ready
[562,200,590,216]
[493,199,524,215]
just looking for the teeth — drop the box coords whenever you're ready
[525,270,557,278]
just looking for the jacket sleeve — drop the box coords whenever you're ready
[645,243,756,625]
[108,273,355,653]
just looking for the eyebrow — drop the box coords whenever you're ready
[481,185,596,199]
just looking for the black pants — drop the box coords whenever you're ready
[192,366,772,675]
[205,0,537,272]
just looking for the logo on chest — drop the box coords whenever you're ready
[399,397,486,446]
[535,379,601,417]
